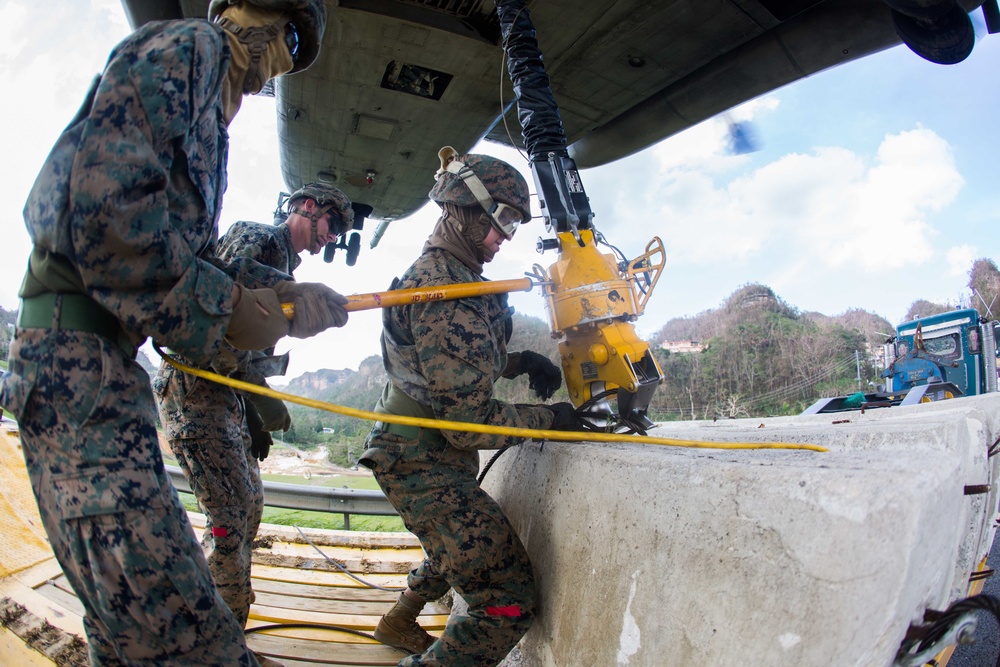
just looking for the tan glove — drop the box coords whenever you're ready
[225,283,289,350]
[273,280,349,338]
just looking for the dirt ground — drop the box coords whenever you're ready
[258,444,371,478]
[157,432,368,479]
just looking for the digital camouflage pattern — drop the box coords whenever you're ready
[5,328,255,666]
[154,367,264,628]
[428,153,531,222]
[155,220,296,627]
[376,249,551,448]
[0,19,261,665]
[21,20,237,364]
[218,220,300,276]
[360,247,552,666]
[367,429,537,667]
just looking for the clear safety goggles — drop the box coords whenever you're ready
[284,22,301,63]
[486,201,523,240]
[441,159,523,240]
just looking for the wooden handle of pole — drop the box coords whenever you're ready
[282,277,534,319]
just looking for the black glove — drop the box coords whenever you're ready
[506,351,562,400]
[245,400,273,462]
[544,402,586,431]
[246,390,291,432]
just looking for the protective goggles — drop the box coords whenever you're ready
[441,160,523,240]
[284,22,301,63]
[311,204,348,237]
[486,201,523,240]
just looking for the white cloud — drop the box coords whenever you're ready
[616,126,962,276]
[946,244,976,277]
[0,3,29,60]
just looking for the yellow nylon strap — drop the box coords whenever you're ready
[155,346,827,453]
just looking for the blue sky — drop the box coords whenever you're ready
[1,1,998,378]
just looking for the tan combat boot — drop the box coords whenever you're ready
[252,651,284,667]
[374,588,435,655]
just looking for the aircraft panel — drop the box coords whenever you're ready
[120,0,991,224]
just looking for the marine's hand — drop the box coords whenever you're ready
[225,283,289,350]
[520,350,562,400]
[245,400,274,462]
[544,402,587,432]
[274,281,349,338]
[504,351,562,399]
[246,390,291,433]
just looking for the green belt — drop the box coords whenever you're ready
[17,293,122,342]
[372,420,443,442]
[373,421,421,439]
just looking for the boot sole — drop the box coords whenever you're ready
[373,627,434,655]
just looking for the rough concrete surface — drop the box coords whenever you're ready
[483,394,1000,667]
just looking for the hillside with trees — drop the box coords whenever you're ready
[0,305,14,362]
[279,257,1000,439]
[647,283,893,419]
[280,313,565,457]
[0,256,968,453]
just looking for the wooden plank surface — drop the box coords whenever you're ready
[0,626,57,667]
[252,562,409,590]
[1,517,437,665]
[250,577,450,615]
[33,581,86,618]
[0,578,87,638]
[246,631,408,666]
[252,540,423,574]
[252,576,403,602]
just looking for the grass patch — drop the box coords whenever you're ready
[176,475,405,532]
[177,491,405,532]
[260,472,383,491]
[165,441,406,532]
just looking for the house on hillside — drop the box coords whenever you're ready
[660,340,707,354]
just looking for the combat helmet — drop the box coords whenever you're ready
[209,0,326,74]
[429,146,530,239]
[288,182,354,237]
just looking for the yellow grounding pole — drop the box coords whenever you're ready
[281,278,535,319]
[156,346,827,453]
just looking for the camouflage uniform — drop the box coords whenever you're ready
[359,248,553,667]
[154,221,296,628]
[0,21,258,666]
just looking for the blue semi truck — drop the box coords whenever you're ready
[804,308,999,414]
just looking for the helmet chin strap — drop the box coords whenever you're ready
[291,202,335,254]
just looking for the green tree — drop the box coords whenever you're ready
[969,258,1000,320]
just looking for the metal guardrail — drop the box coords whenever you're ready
[165,465,399,526]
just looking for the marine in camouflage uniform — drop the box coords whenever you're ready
[0,2,329,665]
[359,148,581,667]
[153,183,352,631]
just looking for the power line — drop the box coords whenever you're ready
[652,353,864,417]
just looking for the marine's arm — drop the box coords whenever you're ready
[66,23,234,363]
[411,298,552,450]
[215,221,291,289]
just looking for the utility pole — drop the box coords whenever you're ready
[856,350,862,392]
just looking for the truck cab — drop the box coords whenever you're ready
[803,308,998,414]
[884,308,998,397]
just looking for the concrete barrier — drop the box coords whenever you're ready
[484,393,1000,666]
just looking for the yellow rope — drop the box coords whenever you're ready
[156,347,827,453]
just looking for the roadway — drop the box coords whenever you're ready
[948,534,1000,666]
